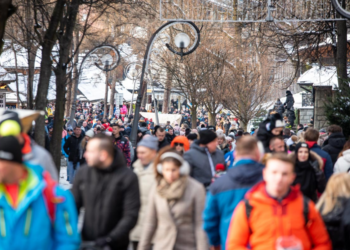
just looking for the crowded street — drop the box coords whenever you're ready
[1,0,350,249]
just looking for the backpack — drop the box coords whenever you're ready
[42,171,60,222]
[244,196,310,232]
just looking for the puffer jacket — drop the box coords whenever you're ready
[0,163,80,250]
[274,99,285,115]
[321,198,350,250]
[288,151,326,202]
[334,149,350,173]
[226,182,332,250]
[323,133,347,167]
[183,141,225,187]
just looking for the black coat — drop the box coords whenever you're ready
[158,138,170,151]
[322,198,350,250]
[63,134,84,163]
[284,92,294,110]
[256,118,275,152]
[72,150,140,250]
[323,133,347,167]
[166,133,176,143]
[274,100,285,116]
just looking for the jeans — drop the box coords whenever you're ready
[68,161,80,184]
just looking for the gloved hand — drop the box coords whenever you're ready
[95,237,112,247]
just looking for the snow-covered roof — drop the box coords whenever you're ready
[0,67,15,82]
[7,73,56,101]
[297,66,338,89]
[0,46,42,69]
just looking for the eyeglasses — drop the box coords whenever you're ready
[174,143,184,147]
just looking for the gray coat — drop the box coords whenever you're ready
[138,177,209,250]
[183,142,225,187]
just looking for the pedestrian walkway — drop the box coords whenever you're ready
[59,157,72,190]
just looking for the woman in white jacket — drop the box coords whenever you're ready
[334,139,350,173]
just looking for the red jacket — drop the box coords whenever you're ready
[226,182,331,250]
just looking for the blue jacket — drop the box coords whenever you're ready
[309,144,333,181]
[61,134,71,158]
[0,164,80,250]
[203,159,264,249]
[224,151,234,169]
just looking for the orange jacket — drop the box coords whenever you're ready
[226,182,331,250]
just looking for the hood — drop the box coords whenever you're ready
[275,100,282,105]
[340,149,350,162]
[245,181,301,206]
[228,161,263,185]
[288,151,324,170]
[328,133,347,149]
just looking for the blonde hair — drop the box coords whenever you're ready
[316,173,350,215]
[297,132,305,143]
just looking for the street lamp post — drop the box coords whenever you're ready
[124,63,142,116]
[69,45,120,127]
[130,21,201,146]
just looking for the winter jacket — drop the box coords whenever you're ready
[113,136,131,166]
[322,132,347,167]
[71,149,140,250]
[274,100,285,116]
[256,118,277,152]
[130,160,156,242]
[158,138,170,151]
[22,133,58,181]
[318,134,329,146]
[138,177,209,250]
[63,133,84,164]
[61,134,71,158]
[284,91,295,110]
[226,182,332,250]
[139,126,150,136]
[219,143,230,155]
[224,151,235,169]
[321,198,350,250]
[165,133,176,143]
[184,142,225,187]
[224,122,231,135]
[288,151,326,202]
[0,164,80,250]
[308,143,333,181]
[334,149,350,173]
[203,159,263,249]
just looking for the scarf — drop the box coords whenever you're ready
[305,141,317,149]
[157,176,188,201]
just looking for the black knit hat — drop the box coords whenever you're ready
[187,133,198,140]
[199,130,217,145]
[0,110,22,132]
[294,142,309,154]
[269,113,284,131]
[0,136,23,164]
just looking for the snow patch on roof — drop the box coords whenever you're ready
[297,66,338,89]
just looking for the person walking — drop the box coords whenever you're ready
[226,153,332,250]
[288,142,326,202]
[170,136,190,155]
[183,130,225,188]
[304,128,333,181]
[156,127,170,150]
[334,139,350,173]
[64,126,85,184]
[0,136,80,249]
[72,134,140,250]
[138,147,209,250]
[130,136,158,250]
[112,123,131,167]
[316,173,350,250]
[322,125,347,167]
[203,136,263,250]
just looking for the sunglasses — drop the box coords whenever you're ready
[174,143,184,147]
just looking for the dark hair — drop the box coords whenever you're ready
[304,128,319,142]
[91,134,115,159]
[283,128,291,136]
[154,146,182,180]
[328,125,342,134]
[339,139,350,158]
[157,127,165,133]
[243,132,250,136]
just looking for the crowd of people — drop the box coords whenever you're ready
[1,103,350,250]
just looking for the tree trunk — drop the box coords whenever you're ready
[34,0,65,147]
[141,82,147,108]
[162,70,172,113]
[208,112,216,126]
[65,71,72,117]
[191,105,197,129]
[0,0,15,55]
[336,20,347,91]
[26,0,34,109]
[13,46,20,108]
[50,0,79,169]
